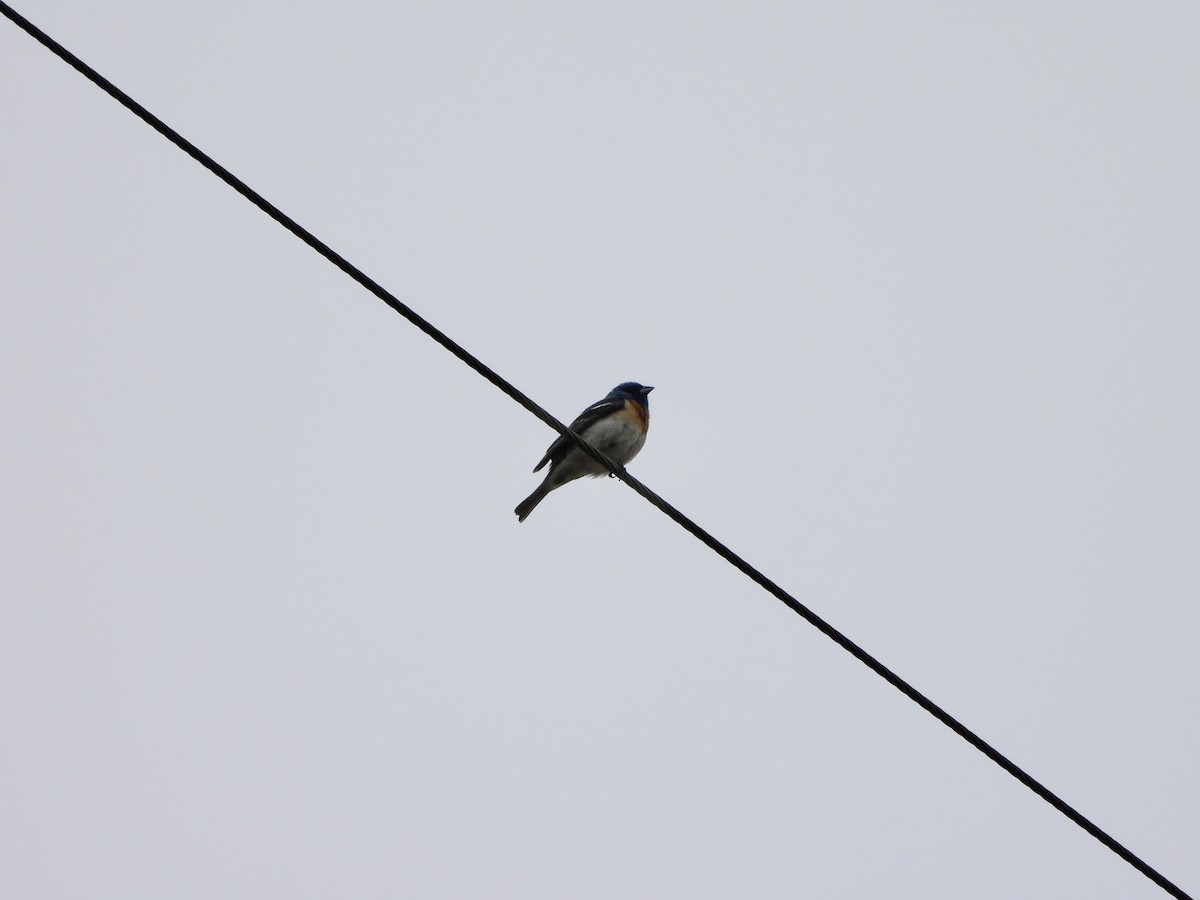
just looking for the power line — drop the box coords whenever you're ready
[1,5,1191,899]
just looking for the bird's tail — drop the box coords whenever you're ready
[514,482,552,522]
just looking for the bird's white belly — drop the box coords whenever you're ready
[581,414,646,467]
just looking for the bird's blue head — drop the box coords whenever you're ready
[609,382,654,409]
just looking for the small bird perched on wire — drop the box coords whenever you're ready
[515,382,654,522]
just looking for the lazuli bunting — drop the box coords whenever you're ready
[515,382,653,522]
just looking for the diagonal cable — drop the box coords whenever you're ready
[1,5,1191,899]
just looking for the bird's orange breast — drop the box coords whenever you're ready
[625,398,650,431]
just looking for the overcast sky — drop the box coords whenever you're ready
[2,2,1198,898]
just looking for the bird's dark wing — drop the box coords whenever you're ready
[532,396,626,472]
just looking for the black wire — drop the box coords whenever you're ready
[2,5,1191,899]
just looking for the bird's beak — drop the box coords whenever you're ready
[641,385,655,394]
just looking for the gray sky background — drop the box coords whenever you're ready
[2,2,1198,897]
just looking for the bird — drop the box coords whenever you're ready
[515,382,654,522]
